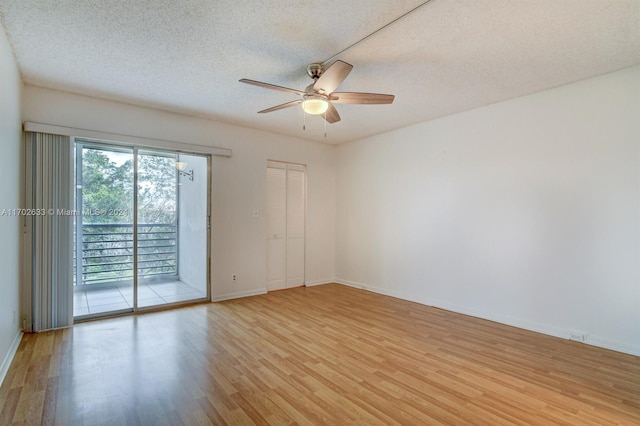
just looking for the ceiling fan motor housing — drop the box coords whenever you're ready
[306,63,324,80]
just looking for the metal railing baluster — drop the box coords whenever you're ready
[77,223,178,286]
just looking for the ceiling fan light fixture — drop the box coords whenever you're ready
[302,95,329,115]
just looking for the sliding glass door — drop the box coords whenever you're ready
[73,141,210,319]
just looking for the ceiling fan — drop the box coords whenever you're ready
[239,60,394,124]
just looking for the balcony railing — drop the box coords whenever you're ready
[75,223,177,286]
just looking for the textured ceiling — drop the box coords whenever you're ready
[1,0,639,144]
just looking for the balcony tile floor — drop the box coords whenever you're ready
[74,281,206,317]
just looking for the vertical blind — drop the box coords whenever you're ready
[24,131,73,331]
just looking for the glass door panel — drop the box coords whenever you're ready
[74,144,134,318]
[137,151,208,308]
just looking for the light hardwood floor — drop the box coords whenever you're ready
[0,284,638,425]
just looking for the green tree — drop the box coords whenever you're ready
[81,150,178,224]
[82,149,133,224]
[137,154,177,224]
[79,149,178,284]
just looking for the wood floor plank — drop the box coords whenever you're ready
[0,284,638,425]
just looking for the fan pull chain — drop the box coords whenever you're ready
[324,111,327,138]
[303,111,306,131]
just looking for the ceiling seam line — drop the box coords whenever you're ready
[321,0,437,65]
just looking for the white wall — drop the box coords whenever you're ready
[0,23,23,382]
[22,86,336,301]
[336,66,640,355]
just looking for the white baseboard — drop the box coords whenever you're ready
[334,279,640,357]
[211,288,267,302]
[334,279,362,289]
[586,336,640,357]
[335,278,408,300]
[0,330,23,387]
[427,298,640,356]
[304,280,335,287]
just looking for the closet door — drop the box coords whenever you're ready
[266,161,306,291]
[285,165,305,287]
[266,163,287,290]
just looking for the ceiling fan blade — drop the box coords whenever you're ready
[240,79,305,96]
[330,92,395,104]
[258,99,303,114]
[314,60,353,94]
[323,103,341,124]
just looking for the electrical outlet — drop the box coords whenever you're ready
[232,274,237,281]
[569,333,587,342]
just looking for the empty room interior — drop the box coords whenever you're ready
[0,1,639,424]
